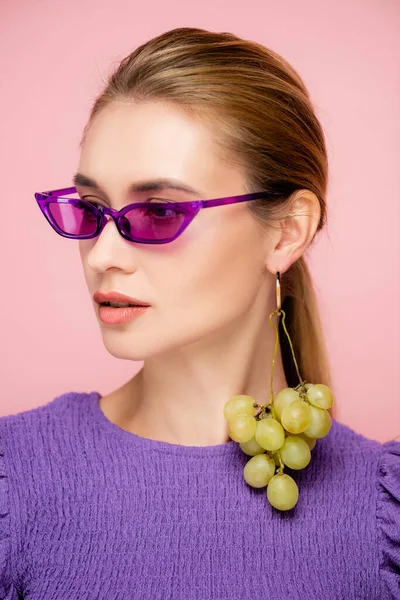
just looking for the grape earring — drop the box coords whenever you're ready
[223,270,334,511]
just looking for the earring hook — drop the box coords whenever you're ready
[276,271,281,313]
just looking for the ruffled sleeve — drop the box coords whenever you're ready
[377,439,400,599]
[0,442,13,599]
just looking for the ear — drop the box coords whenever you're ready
[265,190,321,275]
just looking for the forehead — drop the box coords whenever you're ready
[78,101,221,188]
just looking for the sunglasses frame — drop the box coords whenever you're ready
[35,186,272,245]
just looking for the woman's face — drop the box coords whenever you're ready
[78,101,273,360]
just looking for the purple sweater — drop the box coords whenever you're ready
[0,390,399,600]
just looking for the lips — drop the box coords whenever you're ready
[93,290,150,306]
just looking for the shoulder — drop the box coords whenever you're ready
[376,435,400,598]
[0,391,96,596]
[314,416,383,476]
[324,416,382,452]
[0,390,96,447]
[0,389,97,485]
[327,419,400,598]
[0,433,12,597]
[0,389,93,423]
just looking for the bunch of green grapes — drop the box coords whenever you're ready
[223,383,334,511]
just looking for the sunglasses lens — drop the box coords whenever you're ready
[121,205,186,241]
[48,201,186,242]
[48,200,99,236]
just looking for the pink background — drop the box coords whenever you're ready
[1,0,399,443]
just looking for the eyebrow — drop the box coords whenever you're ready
[72,173,204,197]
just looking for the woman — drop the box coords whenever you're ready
[0,27,399,600]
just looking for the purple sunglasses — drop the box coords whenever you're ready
[35,186,271,245]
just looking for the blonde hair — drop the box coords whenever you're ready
[82,27,334,414]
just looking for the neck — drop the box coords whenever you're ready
[114,307,288,447]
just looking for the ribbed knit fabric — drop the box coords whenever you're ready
[0,390,399,600]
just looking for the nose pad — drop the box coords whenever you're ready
[119,215,132,236]
[98,210,130,238]
[100,211,117,231]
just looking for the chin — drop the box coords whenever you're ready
[100,336,164,362]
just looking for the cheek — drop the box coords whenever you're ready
[78,240,94,281]
[151,217,264,329]
[78,240,88,260]
[79,238,98,263]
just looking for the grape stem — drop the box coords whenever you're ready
[267,308,306,474]
[251,308,308,474]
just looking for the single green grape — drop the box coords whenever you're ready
[306,384,334,410]
[228,414,257,443]
[243,454,276,488]
[266,473,299,511]
[272,387,299,422]
[255,418,285,451]
[239,436,266,456]
[280,435,311,470]
[280,399,312,434]
[223,395,255,422]
[303,405,332,438]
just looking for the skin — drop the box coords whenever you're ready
[78,100,320,447]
